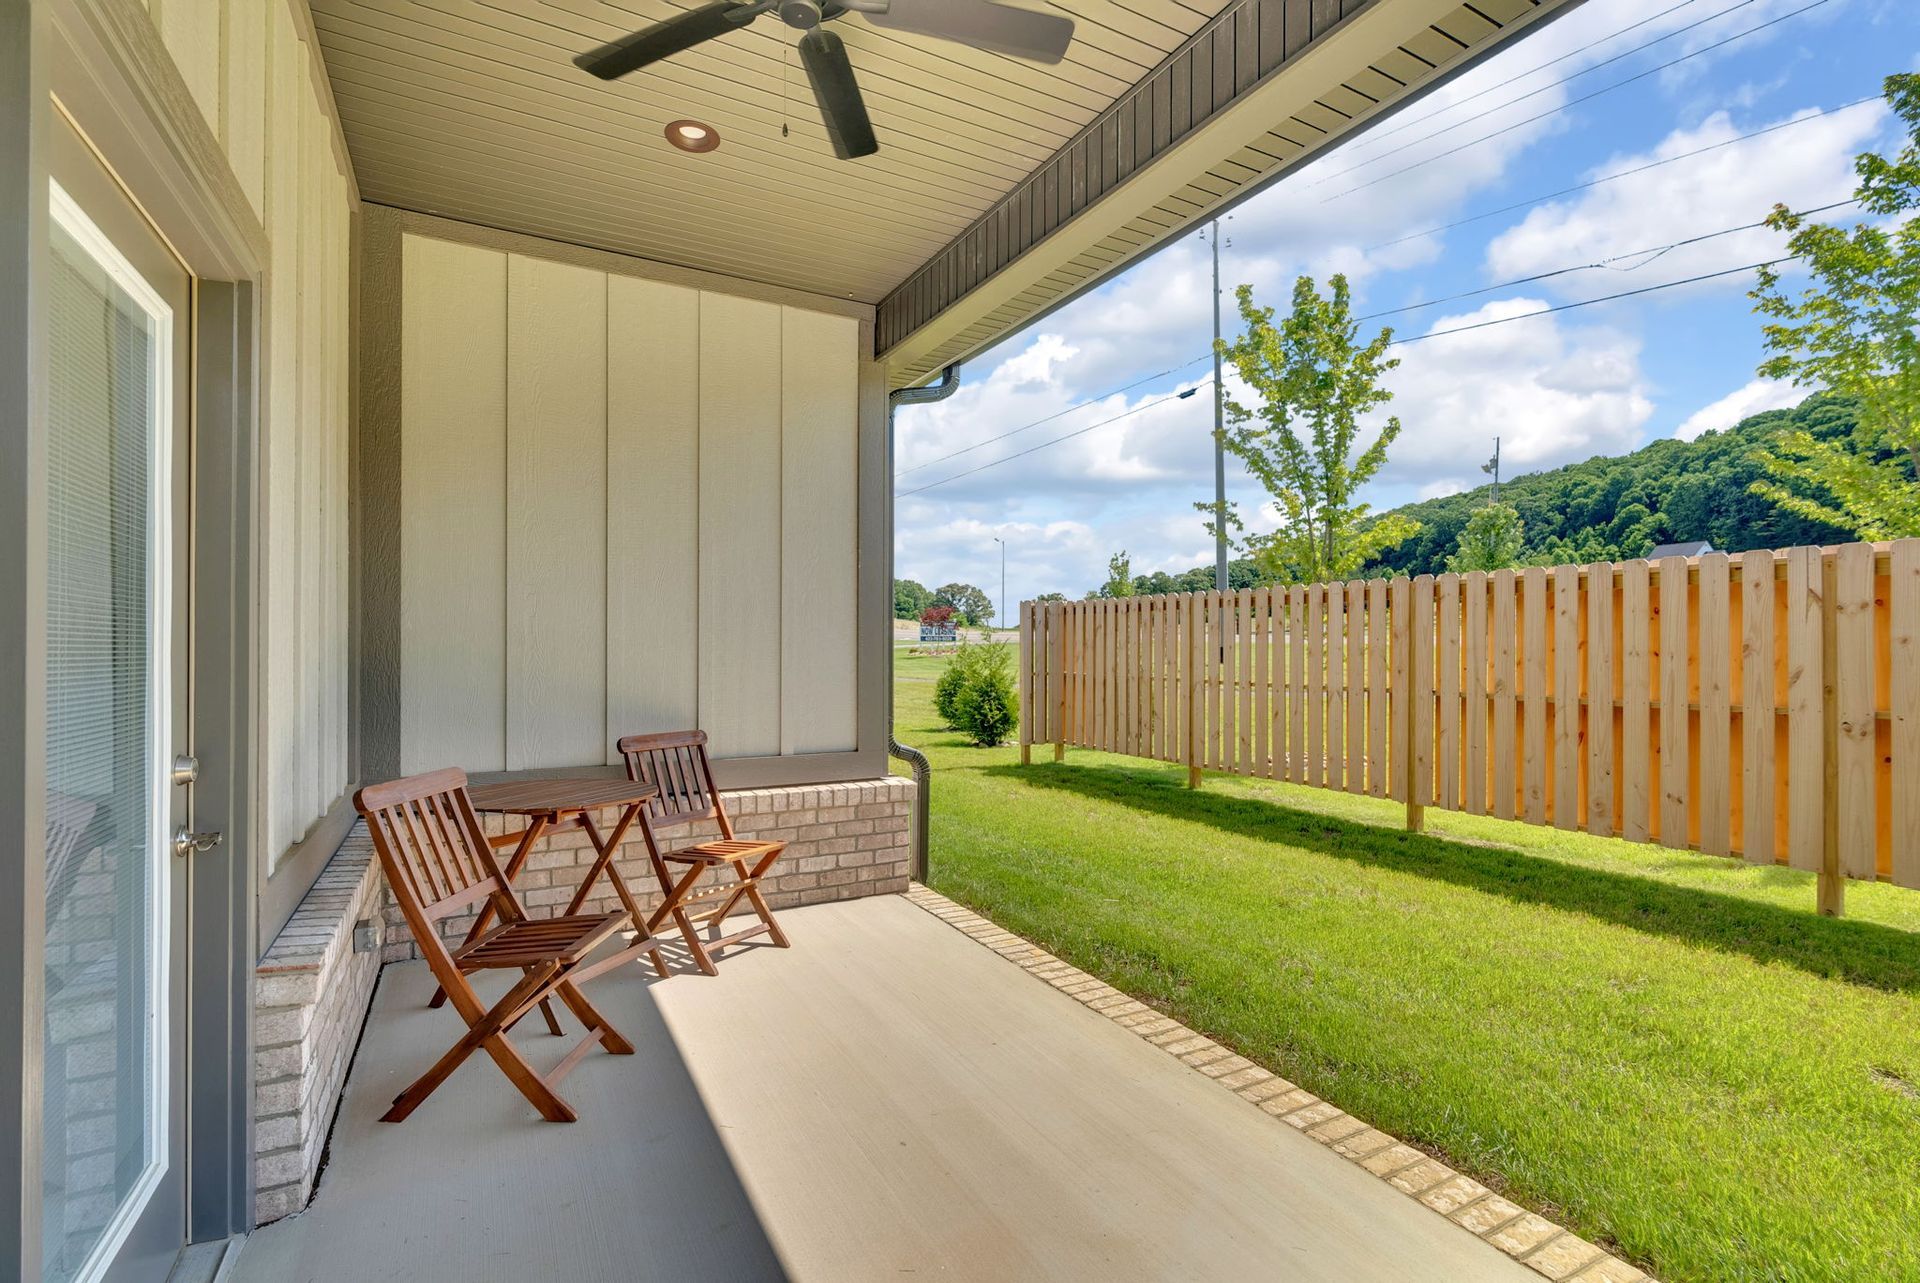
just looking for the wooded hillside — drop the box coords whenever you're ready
[1361,392,1856,576]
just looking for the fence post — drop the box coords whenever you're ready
[1187,593,1204,789]
[1019,601,1033,766]
[1819,550,1845,917]
[1393,577,1425,834]
[1052,601,1067,762]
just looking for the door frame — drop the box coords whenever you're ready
[1,0,269,1273]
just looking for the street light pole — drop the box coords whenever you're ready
[1209,218,1228,592]
[993,535,1007,632]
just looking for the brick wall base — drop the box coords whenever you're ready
[250,776,914,1225]
[252,830,387,1224]
[381,777,915,964]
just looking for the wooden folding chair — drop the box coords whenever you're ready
[355,768,662,1122]
[619,731,790,977]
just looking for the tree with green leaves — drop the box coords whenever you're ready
[1210,275,1419,584]
[1100,551,1135,598]
[933,582,994,627]
[1034,591,1067,603]
[893,578,932,621]
[1446,503,1526,572]
[1749,72,1920,539]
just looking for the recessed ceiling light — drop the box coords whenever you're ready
[665,119,720,153]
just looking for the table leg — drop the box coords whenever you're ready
[567,804,671,979]
[565,803,645,920]
[429,815,550,1011]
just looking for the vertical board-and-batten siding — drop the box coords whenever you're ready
[398,231,861,774]
[163,0,356,866]
[399,238,506,773]
[607,277,700,746]
[506,256,607,769]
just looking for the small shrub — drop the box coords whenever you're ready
[952,642,1019,747]
[932,644,981,727]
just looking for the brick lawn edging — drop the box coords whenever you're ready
[903,884,1652,1283]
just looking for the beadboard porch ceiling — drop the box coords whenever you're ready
[307,0,1580,383]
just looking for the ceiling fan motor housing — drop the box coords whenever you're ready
[779,1,827,29]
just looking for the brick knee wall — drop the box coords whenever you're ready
[380,777,916,963]
[251,776,914,1225]
[252,829,387,1224]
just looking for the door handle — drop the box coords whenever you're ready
[172,826,223,859]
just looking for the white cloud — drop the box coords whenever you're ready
[1375,299,1655,491]
[1483,99,1890,300]
[1673,377,1806,439]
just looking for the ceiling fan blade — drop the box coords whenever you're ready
[798,28,879,160]
[862,0,1074,64]
[574,2,758,80]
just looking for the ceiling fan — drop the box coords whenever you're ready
[573,1,1076,161]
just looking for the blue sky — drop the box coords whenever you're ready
[894,0,1915,617]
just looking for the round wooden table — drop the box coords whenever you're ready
[429,778,664,1014]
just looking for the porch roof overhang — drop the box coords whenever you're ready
[309,0,1581,387]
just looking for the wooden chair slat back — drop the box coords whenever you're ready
[356,768,518,930]
[618,730,732,837]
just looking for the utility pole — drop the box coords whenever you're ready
[1483,436,1502,505]
[993,535,1007,632]
[1209,218,1229,591]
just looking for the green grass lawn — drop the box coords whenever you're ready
[893,651,1920,1283]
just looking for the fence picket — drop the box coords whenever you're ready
[1412,575,1435,812]
[1893,540,1920,889]
[1552,565,1580,830]
[1305,586,1324,788]
[1740,550,1776,864]
[1491,570,1518,822]
[1787,547,1824,872]
[1394,578,1412,804]
[1622,560,1653,844]
[1522,567,1549,826]
[1658,557,1690,849]
[1367,579,1388,797]
[1186,595,1203,784]
[1465,572,1489,816]
[1237,588,1254,776]
[1327,583,1346,792]
[1438,574,1462,812]
[1835,543,1877,880]
[1698,554,1732,856]
[1586,564,1616,837]
[1346,582,1367,794]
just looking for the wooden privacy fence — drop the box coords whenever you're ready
[1017,540,1920,916]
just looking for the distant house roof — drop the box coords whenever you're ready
[1647,541,1714,560]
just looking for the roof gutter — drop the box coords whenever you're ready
[886,364,959,883]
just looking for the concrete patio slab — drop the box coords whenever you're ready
[234,894,1539,1282]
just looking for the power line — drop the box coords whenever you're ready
[895,382,1214,498]
[1315,0,1821,195]
[1321,0,1838,203]
[1388,255,1794,346]
[1356,199,1855,323]
[1337,0,1712,158]
[900,253,1807,498]
[894,354,1213,477]
[1364,94,1880,253]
